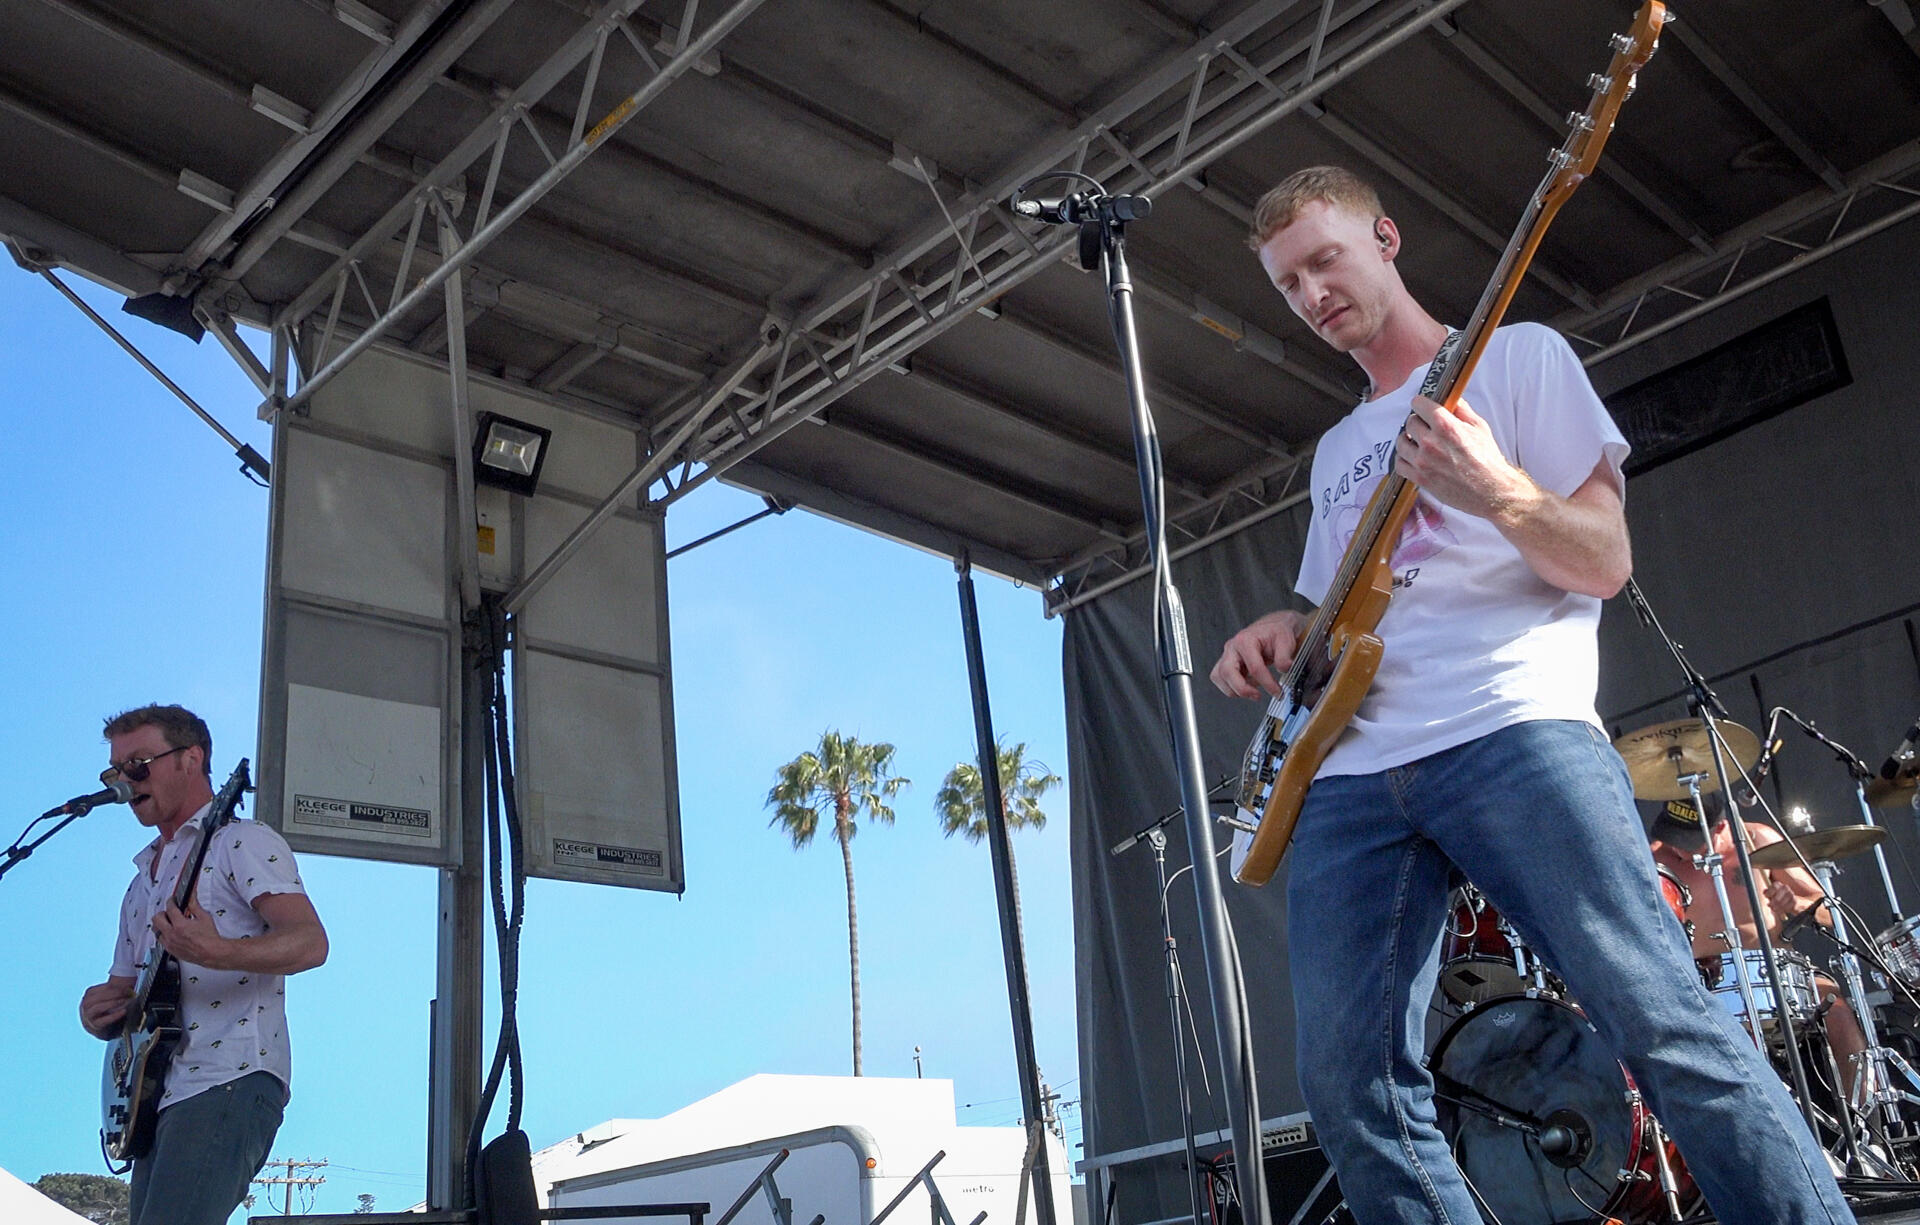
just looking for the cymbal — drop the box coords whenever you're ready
[1613,719,1761,802]
[1749,824,1887,868]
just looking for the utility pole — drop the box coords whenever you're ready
[1037,1072,1063,1142]
[253,1157,328,1215]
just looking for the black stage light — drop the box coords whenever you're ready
[121,292,205,341]
[472,411,552,496]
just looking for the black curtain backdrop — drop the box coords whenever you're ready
[1065,215,1920,1224]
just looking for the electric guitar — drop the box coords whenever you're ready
[1229,2,1668,888]
[100,758,253,1166]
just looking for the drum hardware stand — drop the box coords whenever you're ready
[1646,1115,1687,1222]
[1624,578,1821,1132]
[1674,764,1767,1040]
[1806,851,1912,1174]
[1766,708,1920,1176]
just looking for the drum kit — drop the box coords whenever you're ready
[1426,713,1920,1223]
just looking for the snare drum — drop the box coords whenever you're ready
[1878,915,1920,988]
[1701,948,1819,1031]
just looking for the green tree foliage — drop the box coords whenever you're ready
[33,1173,129,1224]
[934,741,1060,933]
[357,1192,378,1213]
[767,730,907,1076]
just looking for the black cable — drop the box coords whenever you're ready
[464,602,529,1202]
[492,619,527,1131]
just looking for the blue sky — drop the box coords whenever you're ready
[0,268,1079,1217]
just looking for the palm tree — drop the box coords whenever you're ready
[767,730,908,1076]
[935,740,1061,934]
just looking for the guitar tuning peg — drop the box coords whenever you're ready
[1548,148,1574,168]
[1588,72,1613,92]
[1566,111,1596,132]
[1609,32,1635,53]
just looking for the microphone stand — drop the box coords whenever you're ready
[1625,579,1819,1133]
[0,796,115,883]
[1035,175,1270,1225]
[1110,790,1246,1225]
[1151,827,1209,1225]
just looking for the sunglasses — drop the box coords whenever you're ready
[100,744,191,786]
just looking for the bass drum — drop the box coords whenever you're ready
[1431,995,1697,1224]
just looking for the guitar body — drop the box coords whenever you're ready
[1232,484,1411,886]
[1227,1,1668,887]
[101,959,183,1163]
[98,759,252,1167]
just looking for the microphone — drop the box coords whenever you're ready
[53,779,135,816]
[1880,719,1920,781]
[1779,898,1826,942]
[1011,193,1153,224]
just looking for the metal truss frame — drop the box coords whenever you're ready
[1559,139,1920,363]
[1045,141,1920,618]
[218,0,1913,620]
[501,0,1475,614]
[274,0,772,415]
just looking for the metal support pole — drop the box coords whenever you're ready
[955,554,1058,1225]
[427,616,490,1209]
[1101,217,1269,1223]
[437,196,483,612]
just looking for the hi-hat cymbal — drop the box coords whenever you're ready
[1858,764,1920,810]
[1613,719,1761,802]
[1750,824,1888,868]
[1865,772,1919,811]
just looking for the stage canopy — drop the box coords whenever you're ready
[6,0,1918,605]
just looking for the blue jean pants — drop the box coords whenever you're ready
[129,1071,286,1225]
[1286,719,1853,1224]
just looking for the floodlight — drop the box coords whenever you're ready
[472,411,552,496]
[122,292,205,341]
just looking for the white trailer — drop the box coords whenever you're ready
[541,1074,1071,1225]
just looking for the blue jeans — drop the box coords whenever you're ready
[129,1071,286,1225]
[1286,719,1853,1224]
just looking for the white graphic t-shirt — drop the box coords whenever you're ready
[1294,322,1629,778]
[112,809,306,1109]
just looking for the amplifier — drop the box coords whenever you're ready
[1205,1124,1345,1225]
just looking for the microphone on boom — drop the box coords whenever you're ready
[1011,192,1153,225]
[1880,719,1920,781]
[52,779,135,816]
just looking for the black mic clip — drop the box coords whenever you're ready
[1879,718,1920,782]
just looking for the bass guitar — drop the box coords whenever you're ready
[1230,2,1668,887]
[100,758,253,1166]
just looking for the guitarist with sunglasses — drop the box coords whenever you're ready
[1208,167,1851,1223]
[77,704,328,1225]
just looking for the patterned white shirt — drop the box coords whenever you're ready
[110,804,307,1109]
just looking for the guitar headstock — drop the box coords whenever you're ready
[1544,1,1669,206]
[213,756,254,815]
